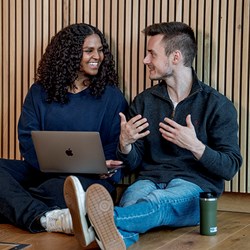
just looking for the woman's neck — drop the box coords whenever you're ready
[69,74,90,94]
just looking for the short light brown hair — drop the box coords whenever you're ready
[143,22,197,67]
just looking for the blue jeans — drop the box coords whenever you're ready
[115,179,203,247]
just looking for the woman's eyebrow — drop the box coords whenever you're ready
[83,45,103,50]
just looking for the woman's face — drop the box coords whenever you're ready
[79,34,104,76]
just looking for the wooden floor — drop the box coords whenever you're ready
[1,211,250,250]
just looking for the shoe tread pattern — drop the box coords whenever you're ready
[86,184,126,250]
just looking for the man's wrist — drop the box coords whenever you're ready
[119,143,132,154]
[191,141,205,160]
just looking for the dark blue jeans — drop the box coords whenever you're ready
[0,158,115,232]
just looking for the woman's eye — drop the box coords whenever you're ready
[83,50,92,53]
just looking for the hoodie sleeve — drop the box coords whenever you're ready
[199,100,242,181]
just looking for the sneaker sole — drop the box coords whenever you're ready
[86,184,126,250]
[64,176,95,247]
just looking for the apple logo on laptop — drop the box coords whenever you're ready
[65,148,73,156]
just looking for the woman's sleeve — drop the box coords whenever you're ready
[18,84,42,169]
[103,90,128,183]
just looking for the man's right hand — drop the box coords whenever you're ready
[119,112,150,154]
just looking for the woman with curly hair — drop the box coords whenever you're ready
[0,23,127,239]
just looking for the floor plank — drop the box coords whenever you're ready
[0,224,98,250]
[128,212,250,250]
[1,211,250,249]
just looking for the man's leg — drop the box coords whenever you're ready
[86,179,203,248]
[119,179,158,207]
[115,178,203,233]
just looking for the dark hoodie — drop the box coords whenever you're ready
[117,70,242,196]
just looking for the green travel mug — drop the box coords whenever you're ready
[199,192,217,236]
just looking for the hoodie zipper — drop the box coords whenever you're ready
[170,88,201,119]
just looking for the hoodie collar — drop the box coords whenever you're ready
[151,67,203,100]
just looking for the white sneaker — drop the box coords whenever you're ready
[64,176,95,247]
[40,208,73,234]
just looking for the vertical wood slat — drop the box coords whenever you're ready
[22,0,29,114]
[234,0,244,192]
[210,0,219,90]
[189,0,198,70]
[0,0,2,157]
[138,0,146,95]
[203,0,211,84]
[131,0,139,102]
[9,0,16,159]
[242,0,250,192]
[83,0,90,24]
[110,0,118,64]
[217,0,231,191]
[124,0,132,103]
[56,0,63,33]
[37,0,43,70]
[0,0,249,193]
[196,0,204,78]
[90,0,97,26]
[2,0,9,158]
[15,0,22,158]
[76,0,83,24]
[117,0,125,97]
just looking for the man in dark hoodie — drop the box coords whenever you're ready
[64,22,242,250]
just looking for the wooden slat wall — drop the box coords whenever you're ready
[0,0,249,192]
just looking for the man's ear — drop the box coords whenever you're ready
[172,50,182,64]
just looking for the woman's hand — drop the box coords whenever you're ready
[99,160,124,179]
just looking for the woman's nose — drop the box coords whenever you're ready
[93,50,100,59]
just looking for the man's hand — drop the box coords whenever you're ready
[159,114,205,159]
[119,112,150,154]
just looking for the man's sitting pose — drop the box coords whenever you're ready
[64,21,242,250]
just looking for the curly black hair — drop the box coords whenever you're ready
[35,23,119,103]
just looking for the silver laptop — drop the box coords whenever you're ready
[31,131,112,174]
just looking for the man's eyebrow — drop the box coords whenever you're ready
[147,49,156,54]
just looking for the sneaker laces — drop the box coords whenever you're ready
[41,208,73,234]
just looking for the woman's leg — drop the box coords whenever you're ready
[0,159,52,232]
[29,173,116,208]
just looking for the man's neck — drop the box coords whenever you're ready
[165,67,193,103]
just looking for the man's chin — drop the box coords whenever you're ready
[149,74,159,80]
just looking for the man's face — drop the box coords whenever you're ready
[143,34,173,80]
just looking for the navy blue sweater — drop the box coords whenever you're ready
[18,83,128,183]
[117,72,242,195]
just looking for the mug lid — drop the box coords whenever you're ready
[200,192,217,198]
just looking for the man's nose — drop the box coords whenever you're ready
[143,54,150,64]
